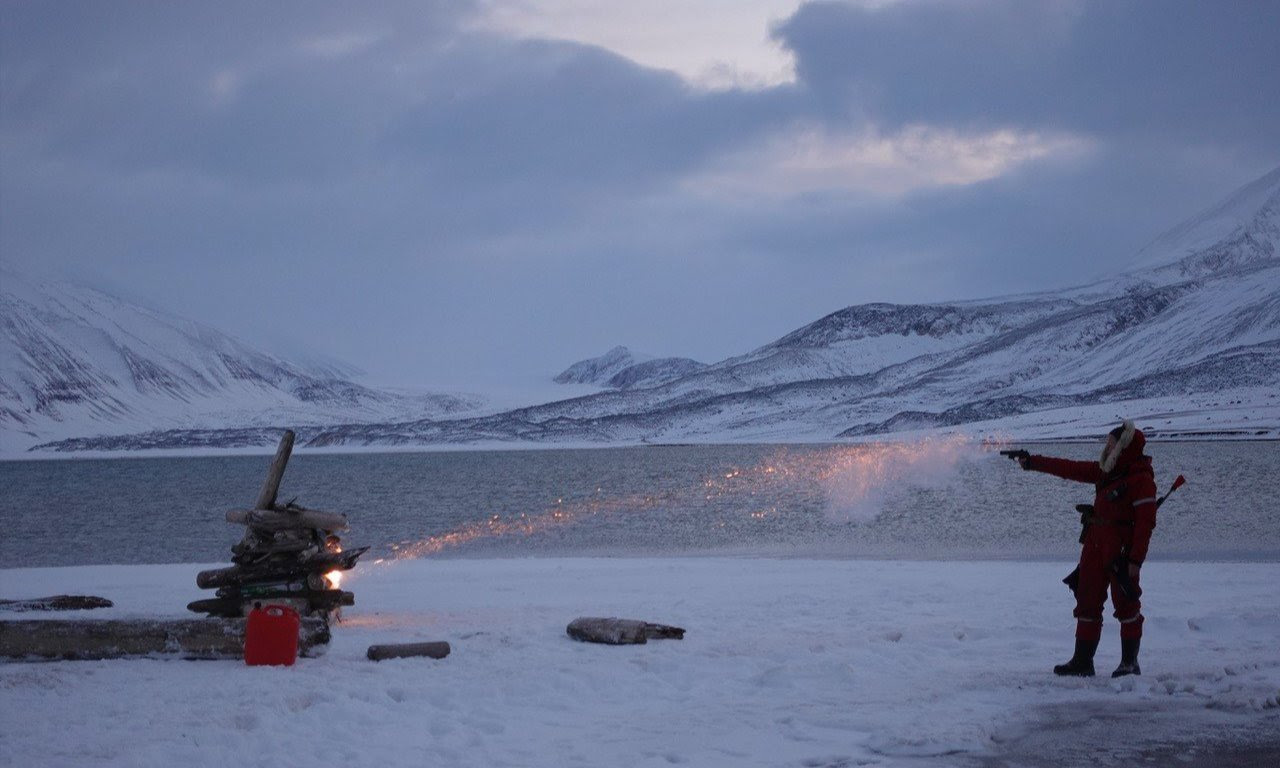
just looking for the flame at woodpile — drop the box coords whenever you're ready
[322,535,345,588]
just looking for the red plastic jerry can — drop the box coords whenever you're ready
[244,603,300,666]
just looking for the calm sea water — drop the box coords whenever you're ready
[1,442,1276,568]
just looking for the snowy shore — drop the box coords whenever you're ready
[2,557,1278,767]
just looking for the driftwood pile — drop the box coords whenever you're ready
[188,430,367,621]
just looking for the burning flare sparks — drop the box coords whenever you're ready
[322,534,344,588]
[374,437,977,562]
[379,491,671,561]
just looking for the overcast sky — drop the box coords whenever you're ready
[3,0,1278,392]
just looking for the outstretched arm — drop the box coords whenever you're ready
[1025,455,1103,485]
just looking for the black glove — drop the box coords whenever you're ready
[1000,449,1032,469]
[1109,556,1140,601]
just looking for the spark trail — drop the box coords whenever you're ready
[375,437,978,561]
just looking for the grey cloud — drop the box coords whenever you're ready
[774,0,1280,148]
[380,37,804,211]
[3,3,464,182]
[717,141,1272,302]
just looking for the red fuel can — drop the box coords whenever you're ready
[244,603,300,666]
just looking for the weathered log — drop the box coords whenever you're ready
[188,590,353,617]
[254,430,295,511]
[226,507,348,532]
[0,595,114,612]
[232,536,318,560]
[186,597,248,618]
[247,589,353,609]
[566,617,686,645]
[199,564,307,590]
[0,617,330,661]
[211,573,311,596]
[197,547,367,590]
[200,565,290,590]
[306,589,355,609]
[366,642,451,661]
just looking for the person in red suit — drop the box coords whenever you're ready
[1017,420,1157,677]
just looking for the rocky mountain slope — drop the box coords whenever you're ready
[17,165,1280,452]
[288,166,1279,448]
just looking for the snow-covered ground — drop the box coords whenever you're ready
[2,557,1277,767]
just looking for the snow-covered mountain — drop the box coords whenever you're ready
[288,166,1278,448]
[1132,165,1280,275]
[554,346,708,390]
[19,165,1280,452]
[553,346,647,385]
[603,356,708,389]
[0,272,482,452]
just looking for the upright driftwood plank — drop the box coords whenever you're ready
[254,430,296,511]
[0,618,330,661]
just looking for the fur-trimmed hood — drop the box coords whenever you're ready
[1100,419,1146,473]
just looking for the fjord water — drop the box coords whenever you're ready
[2,442,1276,567]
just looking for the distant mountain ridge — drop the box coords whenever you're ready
[554,345,708,390]
[0,272,482,452]
[17,165,1280,452]
[285,165,1278,448]
[554,346,646,385]
[1133,165,1280,274]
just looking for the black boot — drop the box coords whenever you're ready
[1054,637,1098,677]
[1112,637,1141,678]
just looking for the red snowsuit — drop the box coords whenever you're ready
[1030,429,1157,643]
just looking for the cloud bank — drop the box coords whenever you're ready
[2,0,1277,389]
